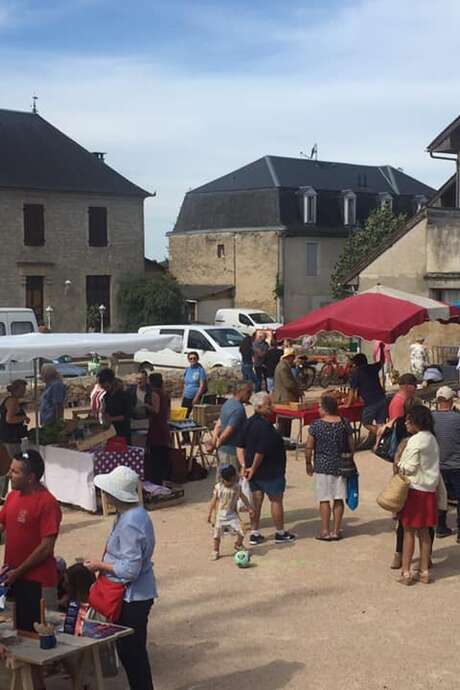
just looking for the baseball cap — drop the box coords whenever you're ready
[436,386,456,401]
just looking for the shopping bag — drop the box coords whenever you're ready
[237,477,253,512]
[376,473,410,512]
[346,473,359,511]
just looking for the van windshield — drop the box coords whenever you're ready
[205,329,244,347]
[249,312,276,324]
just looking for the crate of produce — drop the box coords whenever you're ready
[192,404,222,428]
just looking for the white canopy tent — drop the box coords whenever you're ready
[0,331,181,364]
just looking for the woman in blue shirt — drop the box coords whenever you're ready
[85,466,156,690]
[181,351,207,415]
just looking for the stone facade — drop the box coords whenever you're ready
[169,230,280,317]
[0,189,145,331]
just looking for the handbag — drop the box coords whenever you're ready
[374,426,398,463]
[338,420,357,478]
[376,473,410,512]
[346,473,359,511]
[88,574,126,623]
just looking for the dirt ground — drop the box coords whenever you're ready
[2,446,460,690]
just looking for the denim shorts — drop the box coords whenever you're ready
[362,399,387,424]
[249,476,286,498]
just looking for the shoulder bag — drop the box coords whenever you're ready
[338,419,358,478]
[376,473,410,513]
[374,425,398,463]
[88,574,126,623]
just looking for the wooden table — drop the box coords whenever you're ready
[5,626,132,690]
[169,424,216,469]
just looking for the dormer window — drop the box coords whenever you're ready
[302,187,317,224]
[414,195,427,213]
[343,190,356,226]
[379,193,393,212]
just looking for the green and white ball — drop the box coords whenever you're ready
[234,550,251,568]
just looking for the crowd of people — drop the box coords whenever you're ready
[1,335,460,686]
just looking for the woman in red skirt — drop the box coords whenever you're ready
[397,405,440,585]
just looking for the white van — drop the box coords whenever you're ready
[215,308,282,335]
[0,308,39,385]
[134,325,244,370]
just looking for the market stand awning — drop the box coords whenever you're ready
[276,285,460,344]
[0,332,181,364]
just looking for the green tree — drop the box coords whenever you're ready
[117,273,187,331]
[330,207,407,299]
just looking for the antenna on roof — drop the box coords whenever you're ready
[31,95,38,114]
[300,143,318,161]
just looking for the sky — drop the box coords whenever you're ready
[1,0,459,259]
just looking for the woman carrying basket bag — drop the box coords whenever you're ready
[395,406,440,586]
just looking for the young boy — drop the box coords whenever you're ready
[207,464,254,561]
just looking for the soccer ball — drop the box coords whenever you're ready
[234,550,251,568]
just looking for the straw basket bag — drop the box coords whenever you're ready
[376,473,410,512]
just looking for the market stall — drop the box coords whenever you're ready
[0,331,181,510]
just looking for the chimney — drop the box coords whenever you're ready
[92,152,106,162]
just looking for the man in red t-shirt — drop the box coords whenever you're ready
[388,373,418,421]
[0,449,62,605]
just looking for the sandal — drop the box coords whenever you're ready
[417,571,432,584]
[315,534,331,541]
[397,572,415,586]
[329,532,343,541]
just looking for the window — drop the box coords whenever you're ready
[11,321,35,335]
[204,328,244,347]
[187,329,215,351]
[343,191,356,226]
[0,322,6,336]
[159,328,184,336]
[186,300,197,323]
[432,289,460,305]
[25,276,44,323]
[302,187,317,224]
[217,244,225,258]
[88,207,108,247]
[23,204,44,246]
[249,312,276,324]
[86,275,111,327]
[239,313,252,326]
[414,195,427,213]
[379,193,393,212]
[306,242,318,276]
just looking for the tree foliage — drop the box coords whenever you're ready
[330,207,407,299]
[117,273,187,332]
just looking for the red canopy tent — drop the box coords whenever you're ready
[276,285,460,343]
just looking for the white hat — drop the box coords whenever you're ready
[436,386,456,401]
[94,466,139,503]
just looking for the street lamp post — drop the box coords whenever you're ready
[45,305,54,330]
[98,304,106,333]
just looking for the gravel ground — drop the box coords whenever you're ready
[2,448,460,690]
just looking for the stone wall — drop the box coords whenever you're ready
[0,189,145,331]
[169,230,279,316]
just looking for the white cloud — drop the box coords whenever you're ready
[1,0,459,257]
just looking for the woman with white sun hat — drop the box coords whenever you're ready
[84,466,156,690]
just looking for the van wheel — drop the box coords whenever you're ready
[140,361,154,371]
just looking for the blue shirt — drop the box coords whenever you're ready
[40,379,66,425]
[183,364,207,400]
[219,398,247,453]
[103,506,157,603]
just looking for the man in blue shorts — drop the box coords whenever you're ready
[347,346,387,450]
[237,392,295,546]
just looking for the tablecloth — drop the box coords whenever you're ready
[40,444,145,512]
[273,402,363,424]
[93,446,145,480]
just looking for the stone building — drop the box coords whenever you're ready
[344,113,460,370]
[169,155,433,323]
[0,108,150,332]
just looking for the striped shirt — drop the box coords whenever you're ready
[432,411,460,471]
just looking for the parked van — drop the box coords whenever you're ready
[0,308,39,385]
[134,325,244,370]
[215,308,282,335]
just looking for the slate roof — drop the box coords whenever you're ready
[192,156,435,196]
[179,284,234,300]
[0,109,150,197]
